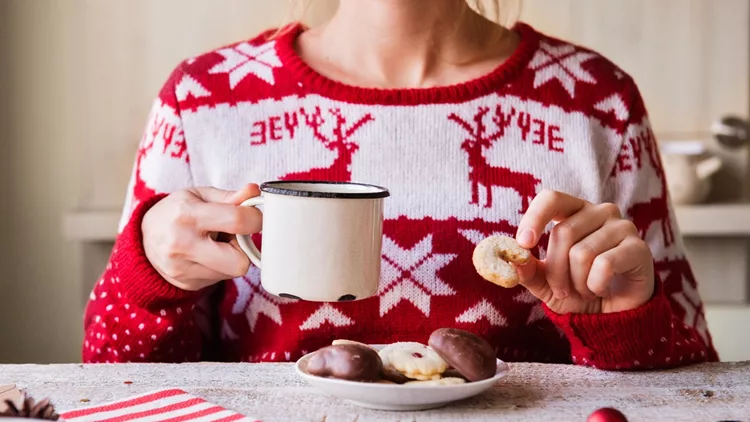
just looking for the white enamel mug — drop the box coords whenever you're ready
[236,181,390,302]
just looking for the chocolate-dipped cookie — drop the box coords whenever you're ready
[442,368,469,381]
[331,339,377,351]
[382,365,411,384]
[305,344,383,382]
[428,328,497,382]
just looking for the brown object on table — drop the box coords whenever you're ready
[306,344,383,382]
[0,392,60,421]
[428,328,497,382]
[381,365,411,384]
[442,368,469,381]
[0,385,21,414]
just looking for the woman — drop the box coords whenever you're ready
[82,0,718,368]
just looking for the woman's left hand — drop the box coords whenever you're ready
[514,190,655,314]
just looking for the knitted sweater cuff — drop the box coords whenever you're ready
[543,280,671,368]
[113,194,201,309]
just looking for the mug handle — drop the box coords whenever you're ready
[236,196,264,268]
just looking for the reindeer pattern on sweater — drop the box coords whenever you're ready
[85,23,717,368]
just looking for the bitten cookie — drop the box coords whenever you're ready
[305,344,383,382]
[428,328,497,382]
[472,235,531,288]
[378,342,448,381]
[404,377,466,386]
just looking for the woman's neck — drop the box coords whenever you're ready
[297,0,517,89]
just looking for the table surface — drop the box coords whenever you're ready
[1,362,749,422]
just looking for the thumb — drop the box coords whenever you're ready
[514,257,554,304]
[226,183,261,205]
[192,183,260,205]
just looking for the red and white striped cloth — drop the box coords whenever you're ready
[60,389,259,422]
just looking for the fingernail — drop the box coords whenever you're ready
[553,289,568,300]
[517,229,535,246]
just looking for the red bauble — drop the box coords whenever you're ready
[587,407,628,422]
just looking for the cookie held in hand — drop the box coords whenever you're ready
[472,235,531,288]
[305,344,383,382]
[428,328,497,382]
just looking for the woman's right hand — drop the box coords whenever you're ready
[142,183,263,291]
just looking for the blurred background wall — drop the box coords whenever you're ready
[1,0,749,363]
[0,0,337,363]
[0,0,85,363]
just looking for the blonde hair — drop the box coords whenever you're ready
[467,0,523,27]
[281,0,522,30]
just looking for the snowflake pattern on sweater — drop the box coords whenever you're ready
[83,23,718,369]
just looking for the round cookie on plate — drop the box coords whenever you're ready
[305,343,383,382]
[331,339,376,350]
[378,342,449,381]
[428,328,497,382]
[404,377,466,386]
[382,365,412,384]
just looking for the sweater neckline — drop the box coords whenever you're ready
[274,22,541,106]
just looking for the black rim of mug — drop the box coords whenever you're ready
[260,180,390,199]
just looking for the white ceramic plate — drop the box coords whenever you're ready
[295,344,510,411]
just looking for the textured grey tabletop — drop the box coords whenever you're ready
[0,362,748,422]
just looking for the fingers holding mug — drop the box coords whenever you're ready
[193,202,263,235]
[190,237,252,279]
[235,196,266,268]
[191,183,261,205]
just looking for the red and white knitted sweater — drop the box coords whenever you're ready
[83,23,719,368]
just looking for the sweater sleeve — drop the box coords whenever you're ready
[543,79,720,370]
[82,65,209,363]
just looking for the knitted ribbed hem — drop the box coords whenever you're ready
[275,22,541,106]
[114,195,201,310]
[544,281,674,370]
